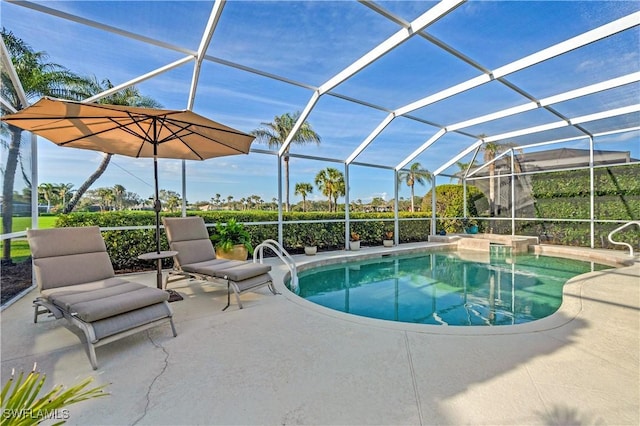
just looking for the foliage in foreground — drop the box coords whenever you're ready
[1,364,108,426]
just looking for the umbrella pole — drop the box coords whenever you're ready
[152,132,164,291]
[152,118,161,255]
[153,144,161,256]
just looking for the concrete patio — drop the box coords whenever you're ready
[1,243,638,425]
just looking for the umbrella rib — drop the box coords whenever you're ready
[155,117,204,160]
[122,112,161,157]
[157,116,251,158]
[54,115,151,150]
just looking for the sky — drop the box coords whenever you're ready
[2,0,639,206]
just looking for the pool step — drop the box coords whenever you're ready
[490,244,513,256]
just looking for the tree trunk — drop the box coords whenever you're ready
[284,155,290,212]
[1,128,23,262]
[410,184,415,212]
[488,163,496,214]
[63,153,112,213]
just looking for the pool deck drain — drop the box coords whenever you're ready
[1,243,638,425]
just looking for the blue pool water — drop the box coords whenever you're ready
[289,252,609,326]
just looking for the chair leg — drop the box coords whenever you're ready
[222,281,243,311]
[169,317,178,337]
[165,271,189,290]
[87,342,98,370]
[232,284,243,309]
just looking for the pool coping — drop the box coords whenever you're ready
[274,242,637,336]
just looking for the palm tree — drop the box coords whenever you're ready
[332,174,346,211]
[481,142,499,219]
[212,193,221,209]
[95,187,114,212]
[252,112,321,212]
[1,29,90,262]
[63,80,162,213]
[165,194,181,212]
[452,160,475,183]
[56,182,74,210]
[38,183,56,213]
[294,182,313,212]
[112,184,125,210]
[315,167,345,212]
[398,162,432,213]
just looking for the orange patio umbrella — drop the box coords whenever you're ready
[2,96,256,257]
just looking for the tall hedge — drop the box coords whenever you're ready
[421,184,485,233]
[518,164,639,247]
[55,210,432,271]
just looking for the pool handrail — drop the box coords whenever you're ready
[254,239,298,290]
[607,220,639,257]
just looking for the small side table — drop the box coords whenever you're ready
[137,250,178,290]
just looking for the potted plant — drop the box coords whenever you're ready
[383,230,394,247]
[349,231,361,251]
[461,218,479,234]
[303,234,317,256]
[210,218,253,260]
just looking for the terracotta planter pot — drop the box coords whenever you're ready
[215,244,248,261]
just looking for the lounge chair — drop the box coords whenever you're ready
[27,226,177,370]
[162,216,276,310]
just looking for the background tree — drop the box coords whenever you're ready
[38,183,56,213]
[370,197,385,212]
[158,189,181,211]
[252,112,320,212]
[452,160,475,183]
[95,187,114,212]
[315,167,345,212]
[63,79,162,213]
[57,182,74,210]
[211,193,221,210]
[122,190,142,209]
[165,194,181,212]
[332,175,346,211]
[1,29,89,262]
[112,184,125,210]
[398,162,431,212]
[294,182,313,212]
[482,142,500,218]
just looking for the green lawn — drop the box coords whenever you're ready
[1,216,58,262]
[0,239,31,262]
[2,216,58,233]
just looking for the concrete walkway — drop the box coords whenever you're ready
[1,244,638,425]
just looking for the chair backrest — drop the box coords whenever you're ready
[162,216,216,267]
[27,226,115,291]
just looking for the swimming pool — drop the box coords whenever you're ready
[289,252,609,326]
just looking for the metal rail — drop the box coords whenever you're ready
[254,239,298,291]
[607,221,640,257]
